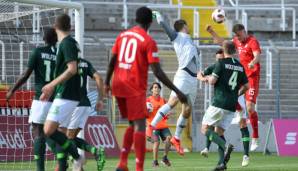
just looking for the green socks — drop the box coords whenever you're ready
[206,137,212,150]
[240,127,250,156]
[50,130,80,159]
[73,137,97,154]
[45,137,57,154]
[205,128,226,150]
[34,137,46,171]
[217,135,226,165]
[56,145,68,171]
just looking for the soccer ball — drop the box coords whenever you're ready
[146,102,153,113]
[212,8,226,23]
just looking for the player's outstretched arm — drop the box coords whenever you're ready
[206,25,225,45]
[104,53,117,94]
[206,75,218,85]
[197,71,208,82]
[93,72,105,111]
[150,62,187,103]
[153,11,177,41]
[6,69,32,101]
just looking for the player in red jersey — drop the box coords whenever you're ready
[206,24,261,151]
[105,7,187,171]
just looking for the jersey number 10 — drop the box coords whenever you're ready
[119,37,138,64]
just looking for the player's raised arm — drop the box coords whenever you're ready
[153,11,177,41]
[206,25,225,45]
[150,63,187,103]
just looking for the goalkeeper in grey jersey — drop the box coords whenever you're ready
[149,11,199,155]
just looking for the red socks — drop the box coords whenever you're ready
[118,126,134,167]
[249,111,259,138]
[118,127,146,171]
[134,131,146,171]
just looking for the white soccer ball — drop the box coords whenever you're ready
[212,8,226,24]
[146,102,153,113]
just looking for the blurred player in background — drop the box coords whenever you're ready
[150,11,200,156]
[207,24,261,151]
[105,7,187,171]
[146,82,172,167]
[6,27,57,171]
[198,49,251,167]
[200,41,249,171]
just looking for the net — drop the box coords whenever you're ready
[0,0,78,170]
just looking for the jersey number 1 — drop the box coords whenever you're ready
[119,37,137,64]
[229,71,238,90]
[44,60,51,82]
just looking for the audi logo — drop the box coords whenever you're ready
[87,124,115,149]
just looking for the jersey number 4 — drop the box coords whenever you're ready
[229,71,238,90]
[119,37,137,64]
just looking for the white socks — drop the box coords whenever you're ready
[150,103,171,127]
[174,114,187,140]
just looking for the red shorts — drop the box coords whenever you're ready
[116,94,147,121]
[245,76,260,104]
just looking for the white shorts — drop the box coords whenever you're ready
[67,106,92,129]
[46,98,78,127]
[29,100,52,124]
[231,95,248,124]
[170,70,197,106]
[237,95,247,118]
[202,106,234,130]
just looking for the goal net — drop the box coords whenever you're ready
[0,0,83,170]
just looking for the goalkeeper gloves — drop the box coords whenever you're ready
[152,11,164,24]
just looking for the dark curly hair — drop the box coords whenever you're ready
[135,6,152,25]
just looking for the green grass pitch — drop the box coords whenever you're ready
[1,152,298,171]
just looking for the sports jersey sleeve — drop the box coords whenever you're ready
[203,64,215,76]
[212,61,222,78]
[27,48,39,69]
[86,60,97,78]
[62,41,79,63]
[250,39,261,53]
[112,35,120,55]
[146,39,160,64]
[160,21,178,41]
